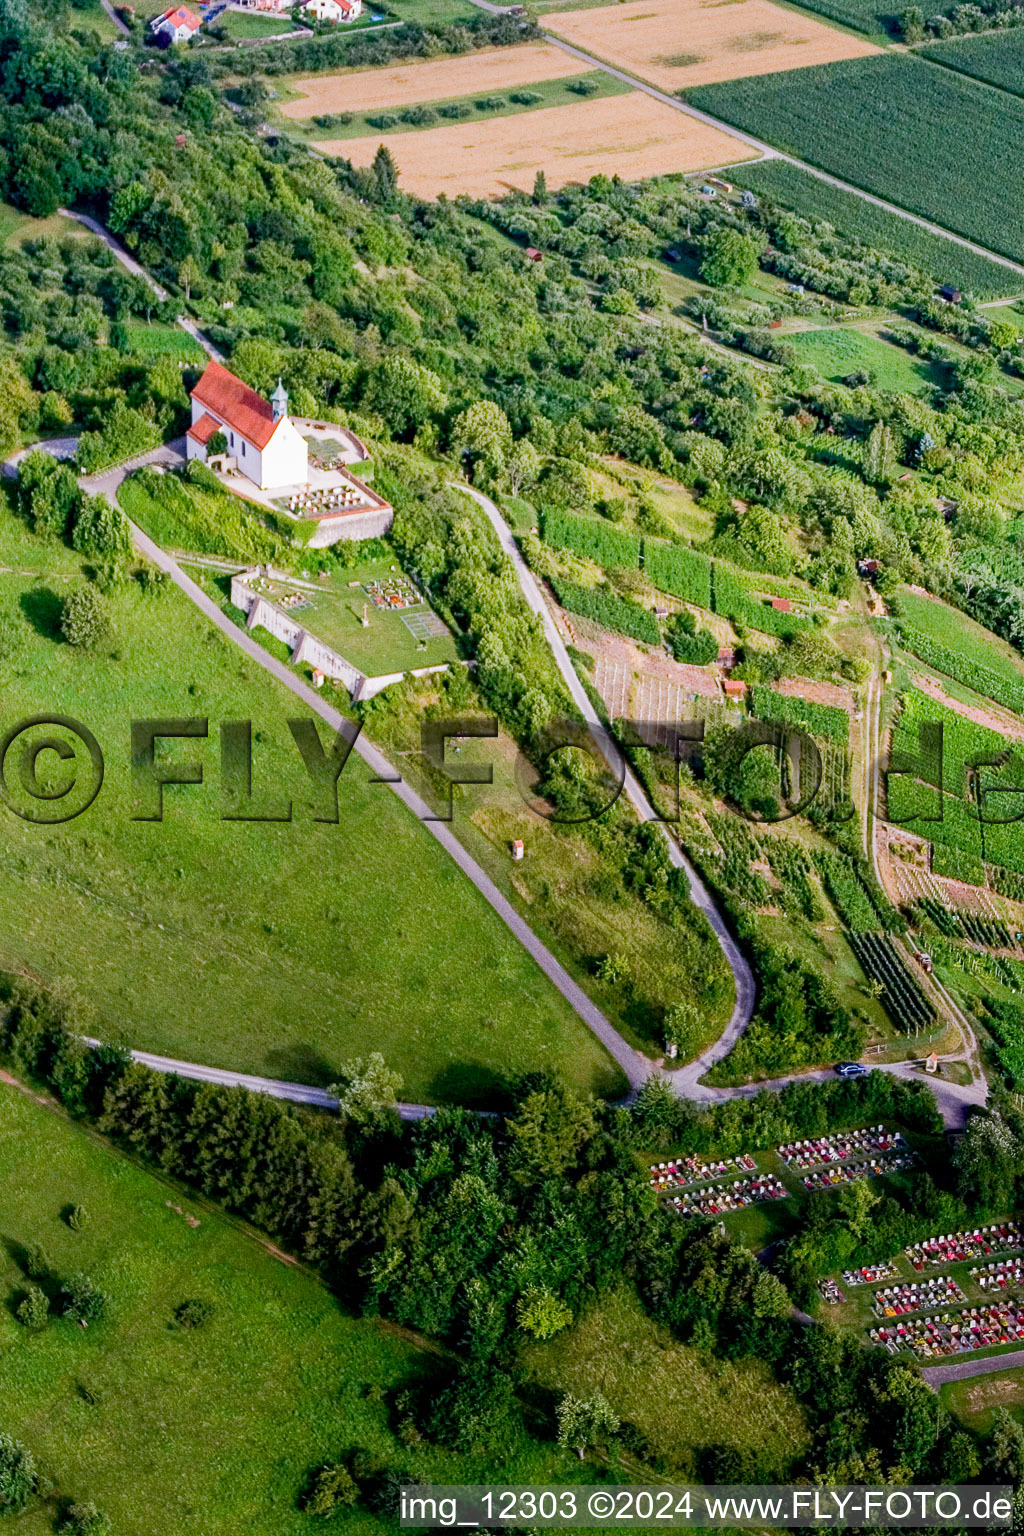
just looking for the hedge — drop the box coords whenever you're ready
[552,579,660,645]
[751,686,850,743]
[668,627,718,665]
[644,540,713,608]
[541,508,640,570]
[713,566,812,637]
[896,622,1024,716]
[931,843,986,887]
[76,401,162,475]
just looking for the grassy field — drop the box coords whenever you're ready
[0,1079,597,1536]
[121,322,206,360]
[923,27,1024,100]
[253,561,461,675]
[119,471,285,563]
[942,1368,1024,1433]
[280,71,628,139]
[787,324,945,394]
[524,1285,809,1475]
[689,54,1024,265]
[217,6,297,34]
[729,160,1015,299]
[896,588,1024,697]
[0,201,83,246]
[0,501,621,1104]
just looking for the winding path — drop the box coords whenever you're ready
[457,484,757,1087]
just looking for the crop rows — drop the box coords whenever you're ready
[848,932,936,1032]
[931,842,986,886]
[689,54,1024,267]
[541,508,640,571]
[896,622,1024,715]
[813,850,880,931]
[911,899,1012,948]
[712,567,812,637]
[552,578,660,645]
[644,540,713,608]
[751,686,850,743]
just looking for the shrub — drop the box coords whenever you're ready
[552,579,659,644]
[23,1242,50,1281]
[174,1298,214,1329]
[16,1285,50,1330]
[75,399,161,474]
[474,95,506,111]
[438,101,472,118]
[367,112,398,129]
[60,587,111,650]
[71,494,133,560]
[67,1203,88,1230]
[567,76,599,95]
[401,104,437,126]
[60,1502,111,1536]
[509,89,542,104]
[666,614,718,664]
[302,1462,359,1515]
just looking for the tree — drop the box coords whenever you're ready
[506,438,540,497]
[207,430,227,457]
[953,1112,1019,1211]
[71,496,132,560]
[371,144,399,203]
[556,1392,619,1460]
[699,226,765,289]
[898,3,925,39]
[330,1053,403,1129]
[67,1204,88,1231]
[862,422,897,486]
[60,587,112,650]
[61,1272,106,1323]
[59,1502,111,1536]
[362,355,447,438]
[532,168,547,203]
[178,255,202,303]
[302,1462,359,1516]
[0,1432,36,1514]
[516,1286,572,1340]
[427,1365,522,1456]
[16,1285,49,1330]
[451,400,513,480]
[507,1081,598,1184]
[991,1409,1024,1484]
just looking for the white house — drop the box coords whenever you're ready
[303,0,362,22]
[149,4,202,42]
[186,360,308,493]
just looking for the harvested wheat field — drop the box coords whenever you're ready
[544,0,879,92]
[319,91,751,196]
[280,42,588,118]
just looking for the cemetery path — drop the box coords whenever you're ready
[457,483,758,1082]
[920,1348,1024,1386]
[117,510,654,1096]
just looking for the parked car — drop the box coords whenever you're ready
[835,1061,868,1078]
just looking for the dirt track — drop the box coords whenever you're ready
[543,0,878,93]
[319,91,750,197]
[280,42,589,117]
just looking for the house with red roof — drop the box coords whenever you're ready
[150,4,201,42]
[303,0,362,19]
[187,360,308,492]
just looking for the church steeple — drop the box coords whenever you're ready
[271,378,288,421]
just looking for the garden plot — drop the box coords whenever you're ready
[543,0,878,93]
[279,42,586,117]
[324,92,751,197]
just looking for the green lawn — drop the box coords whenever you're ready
[0,501,622,1104]
[0,201,83,246]
[942,1368,1024,1434]
[0,1079,601,1535]
[787,324,945,394]
[256,561,461,676]
[524,1285,809,1476]
[283,70,628,140]
[119,471,287,563]
[217,7,297,35]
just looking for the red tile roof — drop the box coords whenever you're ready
[187,411,223,446]
[158,4,201,28]
[770,597,791,612]
[191,360,279,450]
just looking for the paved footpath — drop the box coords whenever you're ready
[921,1348,1024,1387]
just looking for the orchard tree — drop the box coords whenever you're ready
[0,1432,36,1514]
[60,588,111,650]
[556,1393,619,1460]
[699,226,765,289]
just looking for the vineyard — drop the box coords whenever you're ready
[541,508,641,571]
[910,898,1012,948]
[751,686,850,744]
[712,567,813,637]
[552,578,660,644]
[688,54,1024,266]
[931,843,986,886]
[847,933,936,1033]
[892,593,1024,714]
[813,849,881,931]
[731,160,1013,300]
[644,539,713,608]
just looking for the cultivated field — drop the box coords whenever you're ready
[542,0,878,92]
[279,41,588,117]
[689,54,1024,264]
[923,27,1024,99]
[324,92,751,197]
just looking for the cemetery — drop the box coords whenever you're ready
[669,1173,789,1218]
[801,1150,918,1191]
[972,1259,1024,1293]
[871,1301,1024,1360]
[777,1126,908,1170]
[905,1222,1024,1270]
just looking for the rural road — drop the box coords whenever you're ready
[457,483,757,1078]
[920,1348,1024,1387]
[77,448,654,1096]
